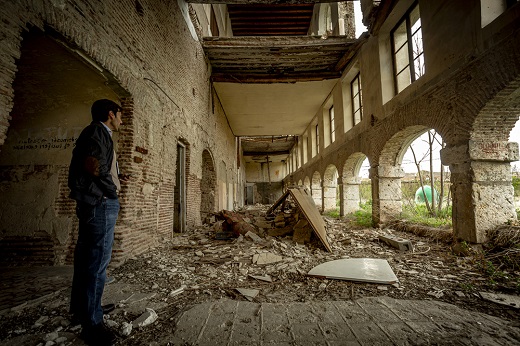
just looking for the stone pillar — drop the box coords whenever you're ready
[370,165,405,225]
[441,140,518,243]
[338,177,344,217]
[322,180,337,211]
[343,175,361,215]
[311,183,322,211]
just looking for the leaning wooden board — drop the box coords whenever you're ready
[289,188,332,252]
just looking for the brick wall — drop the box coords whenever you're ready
[0,0,238,265]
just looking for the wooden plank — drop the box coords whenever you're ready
[202,36,355,48]
[210,72,341,83]
[288,187,332,252]
[266,189,290,215]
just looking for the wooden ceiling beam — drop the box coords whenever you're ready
[211,72,341,83]
[202,36,354,47]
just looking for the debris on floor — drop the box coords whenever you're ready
[479,292,520,309]
[307,258,399,284]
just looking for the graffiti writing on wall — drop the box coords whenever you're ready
[9,127,83,151]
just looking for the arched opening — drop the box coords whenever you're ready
[200,149,217,223]
[400,130,451,225]
[342,153,369,216]
[0,27,130,266]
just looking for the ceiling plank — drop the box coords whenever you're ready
[202,36,355,47]
[210,72,341,83]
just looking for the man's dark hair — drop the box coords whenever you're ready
[91,99,121,122]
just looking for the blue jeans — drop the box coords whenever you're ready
[70,198,120,327]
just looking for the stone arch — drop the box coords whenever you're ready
[0,27,133,265]
[445,77,520,242]
[341,152,369,215]
[298,179,303,186]
[311,171,322,210]
[200,149,217,223]
[323,164,339,211]
[376,125,430,224]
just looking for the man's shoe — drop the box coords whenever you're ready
[102,303,116,314]
[80,322,117,346]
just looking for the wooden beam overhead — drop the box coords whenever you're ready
[210,72,341,83]
[243,150,290,156]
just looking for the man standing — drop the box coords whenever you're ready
[68,99,124,345]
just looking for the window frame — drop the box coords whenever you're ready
[390,1,424,94]
[329,105,335,143]
[351,72,363,125]
[315,124,320,154]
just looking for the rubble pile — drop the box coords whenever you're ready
[0,204,519,345]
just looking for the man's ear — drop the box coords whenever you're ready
[108,111,115,119]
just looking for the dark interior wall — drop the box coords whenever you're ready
[0,29,120,265]
[254,182,283,204]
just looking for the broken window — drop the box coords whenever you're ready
[391,2,424,94]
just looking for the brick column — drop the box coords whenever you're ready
[441,140,518,243]
[370,165,405,225]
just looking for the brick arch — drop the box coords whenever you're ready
[342,152,368,181]
[471,76,520,141]
[200,149,217,223]
[379,125,429,166]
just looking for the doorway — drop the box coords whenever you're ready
[174,143,186,232]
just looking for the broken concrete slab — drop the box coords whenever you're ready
[235,288,259,301]
[480,291,520,309]
[379,234,413,251]
[245,231,263,243]
[132,308,158,328]
[253,252,282,265]
[249,274,273,282]
[307,258,398,284]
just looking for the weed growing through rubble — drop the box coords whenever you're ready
[401,204,452,227]
[325,208,340,218]
[344,201,372,228]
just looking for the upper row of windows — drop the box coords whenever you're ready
[289,0,516,171]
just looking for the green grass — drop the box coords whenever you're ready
[401,204,452,227]
[343,201,373,228]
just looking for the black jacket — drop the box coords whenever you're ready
[68,122,118,205]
